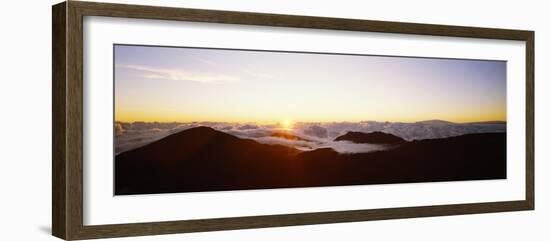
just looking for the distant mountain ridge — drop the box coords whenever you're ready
[466,121,507,125]
[334,131,406,144]
[115,126,506,195]
[414,119,506,125]
[415,119,455,125]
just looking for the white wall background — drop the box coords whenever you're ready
[0,0,547,240]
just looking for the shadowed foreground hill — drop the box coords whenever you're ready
[115,127,506,195]
[334,131,406,144]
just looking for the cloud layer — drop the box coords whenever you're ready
[115,120,506,155]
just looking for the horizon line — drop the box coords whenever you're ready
[114,119,507,125]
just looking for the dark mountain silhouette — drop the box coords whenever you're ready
[115,126,299,194]
[115,127,506,195]
[334,131,406,144]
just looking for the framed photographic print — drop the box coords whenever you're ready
[52,1,534,240]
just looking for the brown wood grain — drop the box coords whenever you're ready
[525,32,535,209]
[52,2,67,239]
[52,1,535,240]
[73,201,530,240]
[65,2,86,240]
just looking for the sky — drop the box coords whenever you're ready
[114,44,506,124]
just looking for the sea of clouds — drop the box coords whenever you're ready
[115,120,506,154]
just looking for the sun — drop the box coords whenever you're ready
[281,119,293,130]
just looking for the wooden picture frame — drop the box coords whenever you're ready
[52,1,534,240]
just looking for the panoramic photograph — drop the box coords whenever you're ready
[113,44,507,195]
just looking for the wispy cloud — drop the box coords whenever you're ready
[243,69,277,80]
[196,58,218,66]
[118,64,240,83]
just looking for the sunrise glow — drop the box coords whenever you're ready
[114,45,506,124]
[281,119,293,130]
